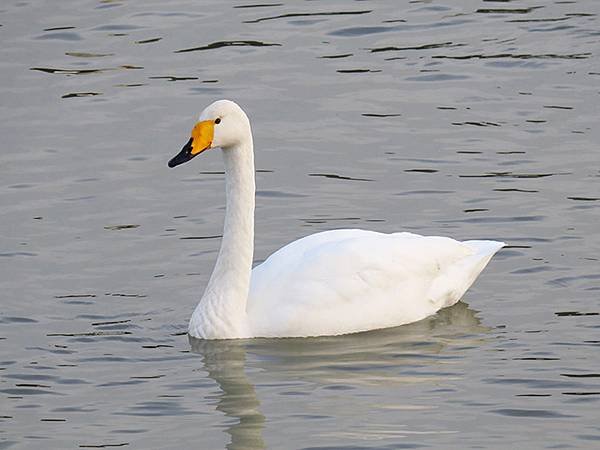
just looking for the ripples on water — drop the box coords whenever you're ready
[1,0,599,448]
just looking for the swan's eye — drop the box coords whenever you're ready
[215,118,221,125]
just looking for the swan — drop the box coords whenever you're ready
[168,100,504,340]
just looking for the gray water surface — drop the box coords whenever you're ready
[1,0,599,448]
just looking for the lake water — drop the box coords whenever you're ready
[1,0,599,448]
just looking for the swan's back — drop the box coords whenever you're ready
[248,230,503,337]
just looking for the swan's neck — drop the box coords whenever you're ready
[190,137,255,339]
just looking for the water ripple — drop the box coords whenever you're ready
[174,40,281,53]
[244,10,372,24]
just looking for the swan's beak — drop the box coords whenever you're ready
[168,138,195,168]
[168,120,214,168]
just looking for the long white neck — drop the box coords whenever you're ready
[189,135,255,339]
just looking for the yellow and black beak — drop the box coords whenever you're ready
[168,119,215,168]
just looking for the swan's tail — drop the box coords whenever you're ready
[428,240,505,309]
[463,240,506,259]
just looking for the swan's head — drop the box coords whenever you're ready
[168,99,250,168]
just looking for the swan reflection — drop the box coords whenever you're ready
[190,338,266,450]
[190,301,488,449]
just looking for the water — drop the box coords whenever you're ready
[1,0,599,448]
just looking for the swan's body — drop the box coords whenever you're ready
[169,100,504,340]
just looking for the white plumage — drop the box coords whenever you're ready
[168,100,504,340]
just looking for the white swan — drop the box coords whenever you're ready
[168,100,504,340]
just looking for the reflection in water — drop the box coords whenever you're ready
[190,302,488,448]
[191,339,266,450]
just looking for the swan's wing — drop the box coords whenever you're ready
[248,230,503,337]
